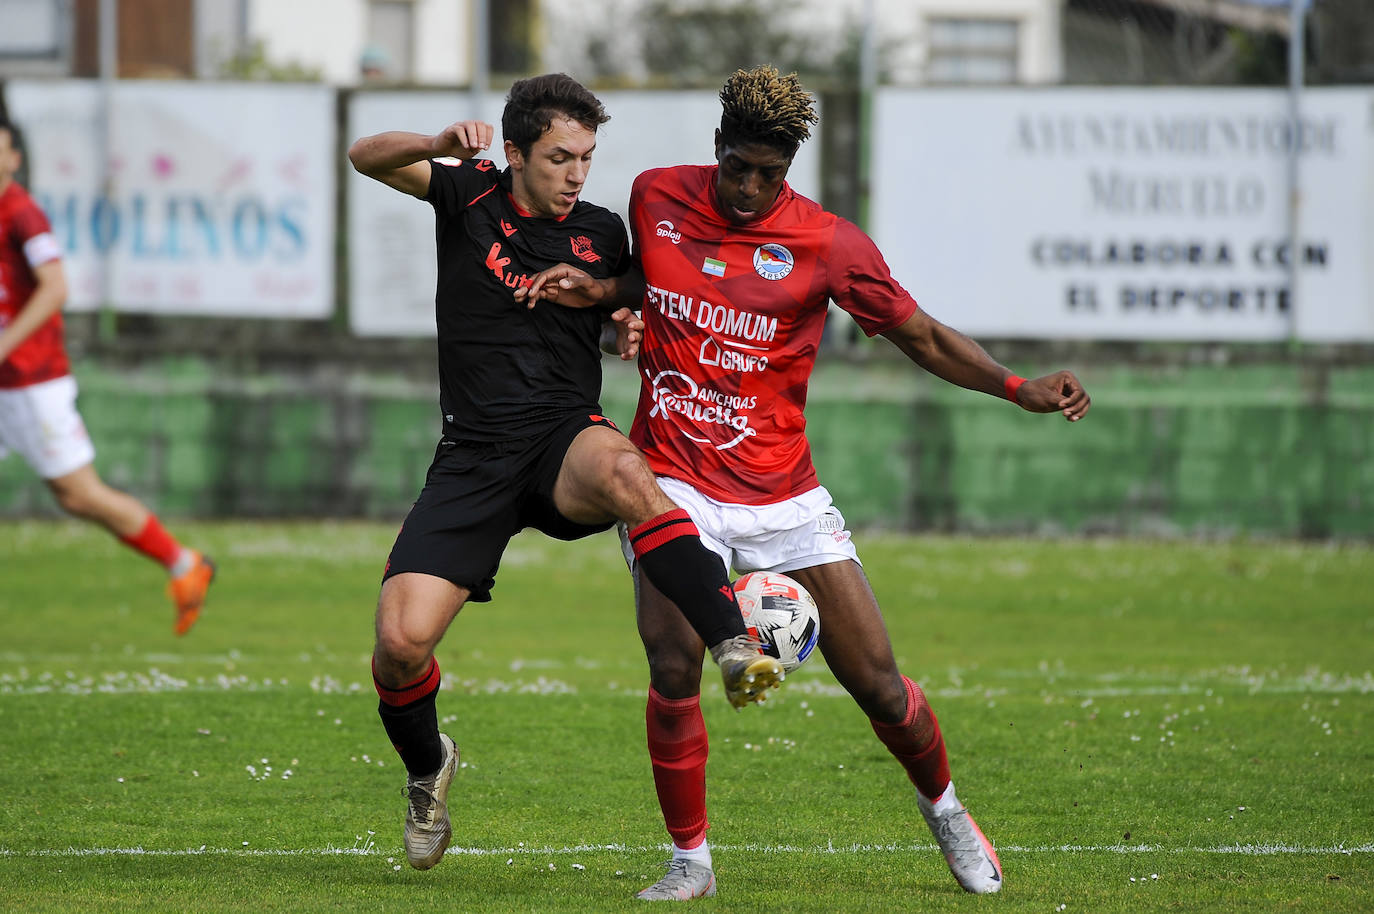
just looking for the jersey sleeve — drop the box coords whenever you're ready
[424,156,499,218]
[828,217,919,337]
[12,198,60,268]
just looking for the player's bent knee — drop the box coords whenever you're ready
[645,648,705,696]
[599,448,668,518]
[374,622,438,675]
[850,675,909,723]
[605,447,654,491]
[51,486,96,519]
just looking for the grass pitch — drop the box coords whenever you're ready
[0,521,1370,912]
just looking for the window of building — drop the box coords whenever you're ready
[926,18,1020,84]
[365,0,415,82]
[0,0,65,57]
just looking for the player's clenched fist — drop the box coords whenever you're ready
[433,120,493,158]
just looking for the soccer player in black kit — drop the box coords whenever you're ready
[348,74,783,872]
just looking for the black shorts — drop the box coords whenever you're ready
[382,411,620,602]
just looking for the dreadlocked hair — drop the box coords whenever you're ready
[718,65,818,157]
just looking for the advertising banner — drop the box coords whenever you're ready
[346,90,822,336]
[6,80,336,317]
[872,88,1373,341]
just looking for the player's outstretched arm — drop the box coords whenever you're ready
[515,261,647,312]
[347,121,493,198]
[881,309,1090,422]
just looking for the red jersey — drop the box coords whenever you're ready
[0,182,68,389]
[628,164,918,505]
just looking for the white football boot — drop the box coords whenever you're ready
[918,782,1003,893]
[637,859,717,901]
[403,733,459,869]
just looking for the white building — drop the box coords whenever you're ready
[538,0,1063,86]
[0,0,1062,86]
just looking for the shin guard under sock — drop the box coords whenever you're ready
[629,509,745,647]
[870,674,952,801]
[118,515,182,568]
[373,655,444,777]
[646,687,710,849]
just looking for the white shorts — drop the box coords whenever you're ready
[0,375,96,479]
[620,476,860,575]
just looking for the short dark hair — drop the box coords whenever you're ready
[718,65,819,159]
[0,118,23,150]
[501,73,609,157]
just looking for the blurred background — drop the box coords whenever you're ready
[0,0,1369,537]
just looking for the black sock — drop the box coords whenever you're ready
[629,508,746,647]
[373,655,444,776]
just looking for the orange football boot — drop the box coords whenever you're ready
[168,552,216,636]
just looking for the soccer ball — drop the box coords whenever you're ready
[732,571,820,673]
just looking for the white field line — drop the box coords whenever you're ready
[1,842,1369,859]
[2,672,1371,698]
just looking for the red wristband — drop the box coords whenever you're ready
[1004,374,1027,404]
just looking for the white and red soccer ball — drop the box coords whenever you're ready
[732,571,820,673]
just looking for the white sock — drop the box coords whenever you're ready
[168,548,197,578]
[927,781,962,815]
[673,840,712,869]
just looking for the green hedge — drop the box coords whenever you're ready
[2,358,1369,539]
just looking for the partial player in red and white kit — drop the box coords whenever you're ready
[521,66,1090,902]
[0,119,214,636]
[626,159,916,506]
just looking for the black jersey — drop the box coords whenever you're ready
[425,156,630,441]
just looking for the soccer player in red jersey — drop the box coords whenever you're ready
[348,74,785,873]
[0,119,215,636]
[520,66,1091,901]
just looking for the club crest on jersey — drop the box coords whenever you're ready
[753,243,794,281]
[570,235,601,263]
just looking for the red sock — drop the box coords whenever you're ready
[118,515,182,568]
[646,687,710,849]
[870,675,951,801]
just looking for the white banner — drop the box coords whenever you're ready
[346,90,822,337]
[6,81,335,317]
[873,88,1374,341]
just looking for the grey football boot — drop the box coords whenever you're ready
[637,858,717,901]
[403,733,459,869]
